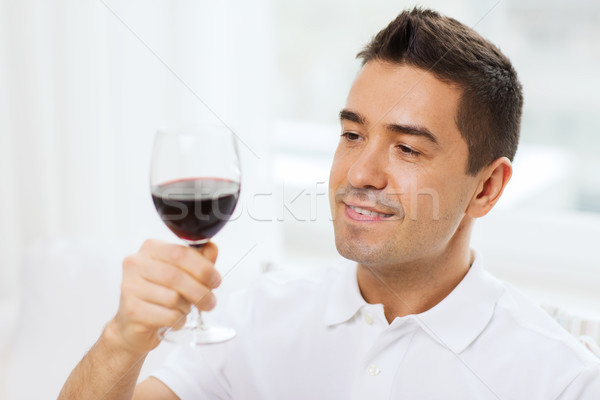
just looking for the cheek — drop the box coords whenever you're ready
[390,171,451,222]
[329,153,343,212]
[328,184,336,215]
[413,175,470,224]
[329,148,348,189]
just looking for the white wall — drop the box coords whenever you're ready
[0,1,276,397]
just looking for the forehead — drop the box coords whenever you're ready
[345,61,463,145]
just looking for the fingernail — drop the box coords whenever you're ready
[207,293,217,310]
[211,274,222,288]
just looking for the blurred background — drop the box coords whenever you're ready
[1,0,599,398]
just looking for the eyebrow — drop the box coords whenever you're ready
[339,108,439,145]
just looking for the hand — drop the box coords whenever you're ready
[105,239,221,355]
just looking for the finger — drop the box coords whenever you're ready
[192,241,220,287]
[140,239,221,289]
[121,296,188,329]
[196,241,218,264]
[139,257,217,311]
[131,276,191,316]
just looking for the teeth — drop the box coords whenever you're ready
[349,205,392,217]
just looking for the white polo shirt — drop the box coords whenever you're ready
[152,255,600,399]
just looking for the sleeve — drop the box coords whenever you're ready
[148,275,275,399]
[148,289,248,400]
[150,343,233,400]
[556,362,600,399]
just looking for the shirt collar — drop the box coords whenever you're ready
[324,261,367,326]
[323,253,505,354]
[414,253,505,353]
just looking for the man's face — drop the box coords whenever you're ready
[329,61,480,268]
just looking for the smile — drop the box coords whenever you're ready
[348,205,393,217]
[344,203,395,222]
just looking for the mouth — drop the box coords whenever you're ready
[344,203,395,221]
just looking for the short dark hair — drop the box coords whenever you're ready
[357,7,523,175]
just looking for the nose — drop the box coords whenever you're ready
[347,139,388,190]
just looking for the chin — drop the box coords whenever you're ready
[334,233,384,266]
[333,224,419,269]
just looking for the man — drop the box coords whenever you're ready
[59,8,600,399]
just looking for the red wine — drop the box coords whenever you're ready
[152,178,240,243]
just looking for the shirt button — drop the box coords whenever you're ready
[363,312,374,325]
[368,365,381,376]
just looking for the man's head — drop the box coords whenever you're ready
[357,7,523,175]
[329,8,522,268]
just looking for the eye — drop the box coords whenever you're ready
[397,144,420,157]
[341,132,361,142]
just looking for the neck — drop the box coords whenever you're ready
[357,220,474,324]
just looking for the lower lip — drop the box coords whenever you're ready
[344,204,393,222]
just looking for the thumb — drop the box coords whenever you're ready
[198,241,218,263]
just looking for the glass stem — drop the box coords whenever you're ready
[187,243,208,331]
[185,305,207,330]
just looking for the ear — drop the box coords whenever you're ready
[466,157,512,218]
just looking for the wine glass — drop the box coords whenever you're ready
[150,124,241,345]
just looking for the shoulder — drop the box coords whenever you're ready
[476,277,600,398]
[211,260,350,328]
[247,261,344,301]
[496,281,598,367]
